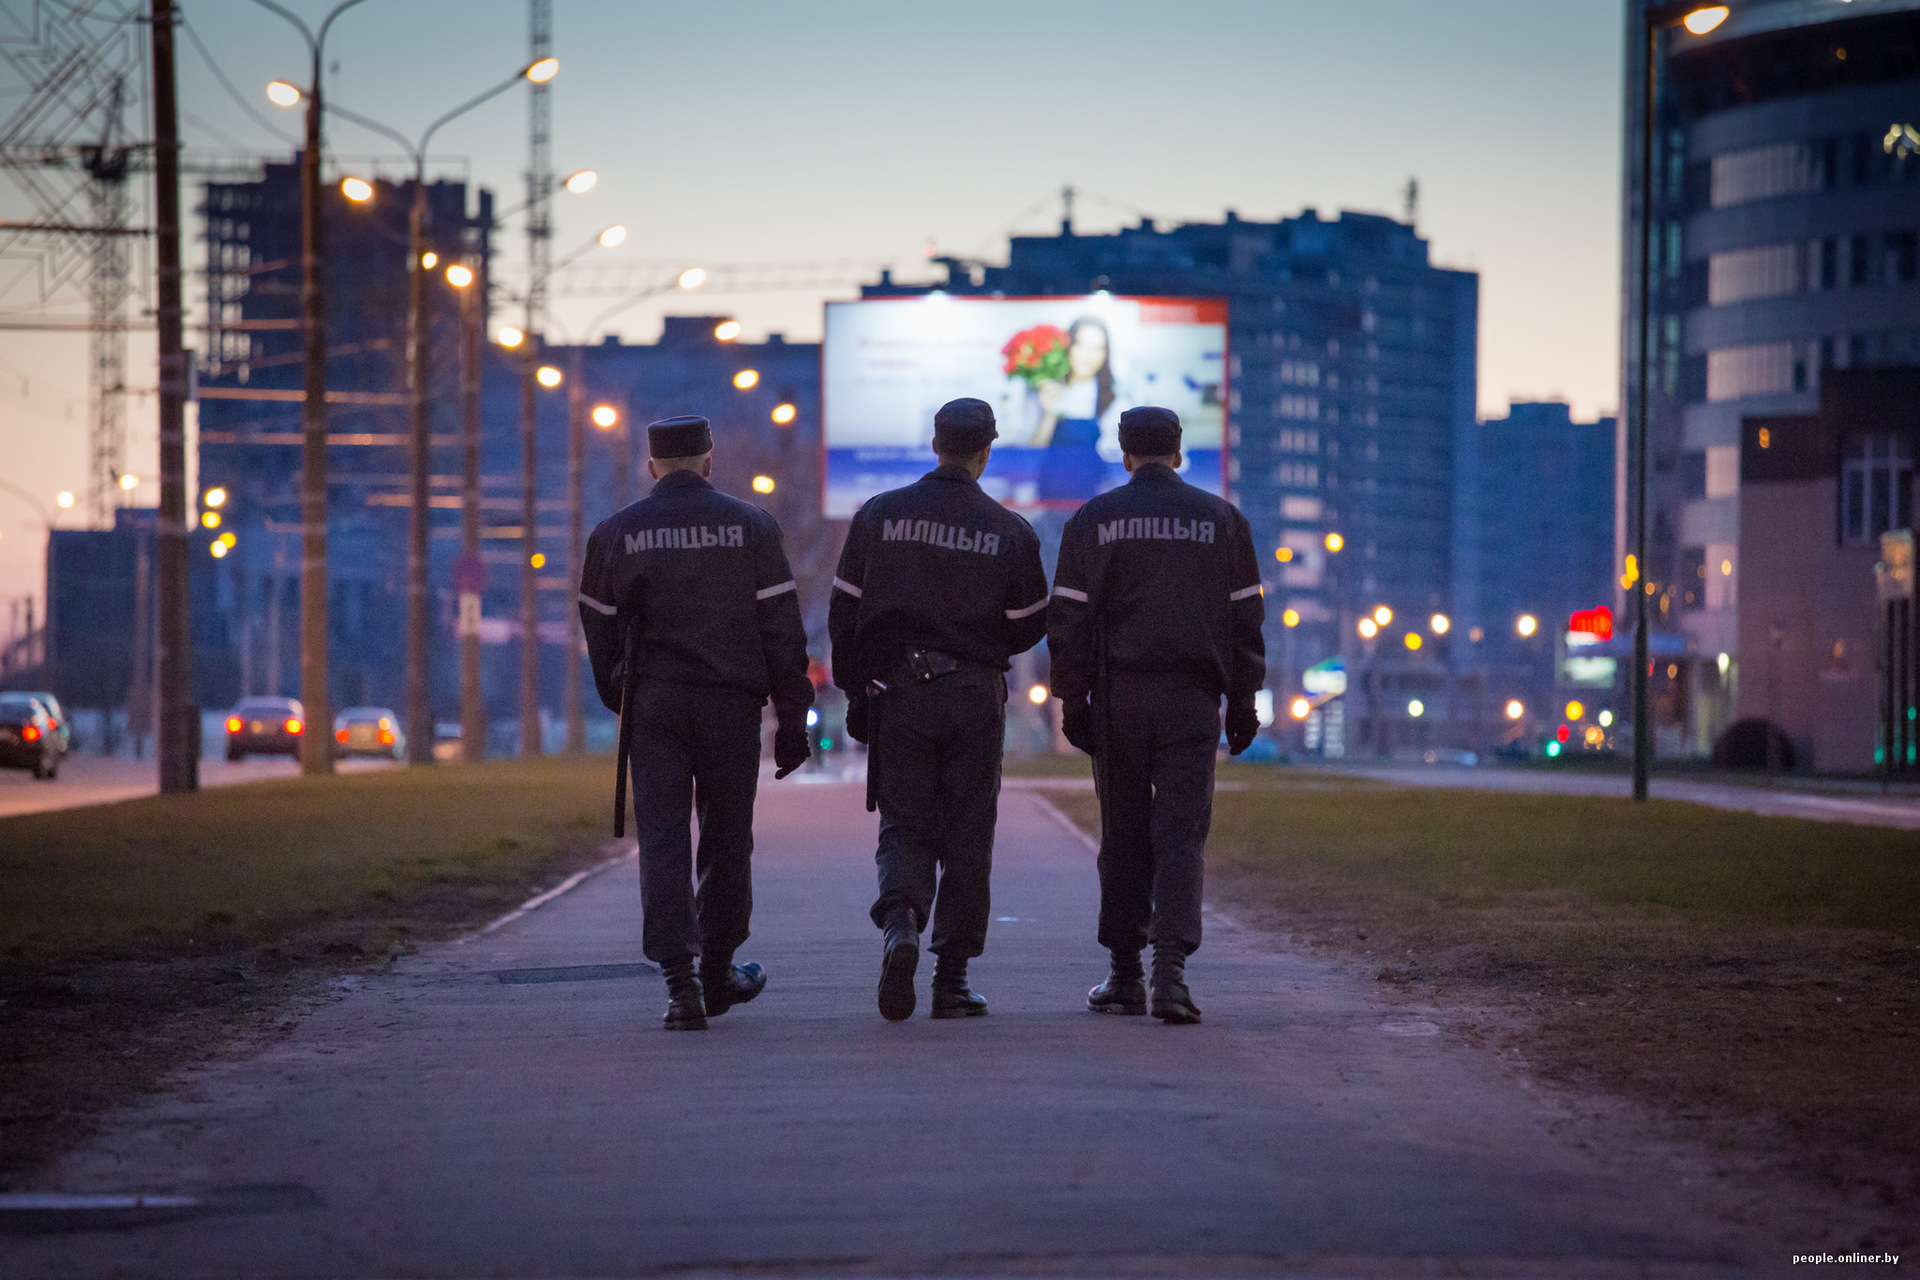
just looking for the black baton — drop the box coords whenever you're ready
[612,629,639,838]
[864,678,886,813]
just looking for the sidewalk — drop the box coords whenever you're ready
[2,780,1766,1277]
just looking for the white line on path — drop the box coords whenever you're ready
[1029,791,1098,854]
[458,842,637,943]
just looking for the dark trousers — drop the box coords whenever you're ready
[1093,674,1220,959]
[627,679,762,965]
[868,668,1007,958]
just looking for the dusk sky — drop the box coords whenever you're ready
[0,0,1625,610]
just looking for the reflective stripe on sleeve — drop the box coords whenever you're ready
[756,580,798,600]
[832,576,863,598]
[1005,598,1048,620]
[1229,584,1264,602]
[578,592,617,615]
[1052,585,1089,603]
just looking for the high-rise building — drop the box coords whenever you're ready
[1622,0,1920,754]
[865,209,1479,753]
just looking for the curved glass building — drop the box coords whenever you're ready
[1622,0,1920,753]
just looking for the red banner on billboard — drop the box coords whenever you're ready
[1569,606,1614,640]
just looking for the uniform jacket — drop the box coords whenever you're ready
[828,464,1050,694]
[577,469,813,723]
[1047,463,1266,705]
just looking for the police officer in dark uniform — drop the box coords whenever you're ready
[1047,406,1266,1024]
[829,397,1050,1022]
[578,415,814,1031]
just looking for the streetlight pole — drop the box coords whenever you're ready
[520,346,541,756]
[1632,2,1728,802]
[328,61,555,767]
[565,345,585,751]
[457,265,483,761]
[252,0,372,777]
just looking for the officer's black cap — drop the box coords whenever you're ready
[1118,406,1182,456]
[647,415,713,459]
[932,398,998,456]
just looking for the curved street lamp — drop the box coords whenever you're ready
[325,60,555,766]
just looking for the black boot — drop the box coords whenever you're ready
[930,954,988,1019]
[877,911,919,1022]
[700,952,766,1018]
[1088,950,1147,1015]
[661,956,708,1031]
[1149,944,1201,1025]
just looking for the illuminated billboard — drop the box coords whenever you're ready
[823,295,1228,516]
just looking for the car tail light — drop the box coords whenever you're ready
[286,718,303,735]
[336,729,350,743]
[22,725,40,742]
[226,716,243,733]
[377,730,395,745]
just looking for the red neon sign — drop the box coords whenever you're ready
[1569,606,1614,641]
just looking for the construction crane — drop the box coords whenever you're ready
[0,0,149,528]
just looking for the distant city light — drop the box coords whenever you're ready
[341,177,374,202]
[1682,5,1730,36]
[678,267,707,290]
[1505,699,1524,720]
[1469,626,1484,642]
[218,531,236,548]
[591,404,618,429]
[597,224,627,248]
[56,491,74,509]
[1546,740,1562,758]
[525,57,559,83]
[1516,613,1538,637]
[266,80,301,107]
[1324,532,1344,553]
[1598,709,1614,727]
[118,473,138,491]
[1430,613,1449,635]
[771,403,796,425]
[420,251,438,270]
[1720,558,1733,576]
[1275,546,1294,562]
[445,264,474,288]
[496,326,525,348]
[1585,725,1606,747]
[564,169,598,194]
[733,369,759,390]
[1026,684,1048,706]
[1403,632,1423,651]
[1717,651,1731,675]
[211,541,229,558]
[1358,618,1378,639]
[714,320,742,341]
[1407,699,1424,718]
[1373,606,1392,626]
[1281,608,1300,628]
[806,708,819,727]
[1556,724,1571,744]
[201,511,220,529]
[204,487,227,508]
[1565,700,1585,721]
[1290,697,1311,720]
[751,475,776,494]
[536,366,563,388]
[530,552,546,568]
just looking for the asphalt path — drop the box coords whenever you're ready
[1335,763,1920,830]
[0,752,399,819]
[2,776,1773,1277]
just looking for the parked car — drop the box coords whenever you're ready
[432,721,464,762]
[0,696,59,779]
[2,691,70,757]
[333,707,405,760]
[224,696,305,760]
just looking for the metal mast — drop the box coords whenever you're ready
[81,77,134,526]
[519,0,552,757]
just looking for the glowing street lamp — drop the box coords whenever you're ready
[1372,605,1392,626]
[751,475,776,494]
[536,365,563,388]
[1505,699,1525,721]
[591,404,619,429]
[771,403,797,425]
[564,168,598,193]
[1324,532,1344,553]
[678,267,707,290]
[340,176,373,202]
[597,224,627,249]
[734,369,760,390]
[714,319,742,341]
[1281,608,1300,628]
[497,326,525,348]
[1430,613,1449,635]
[1407,699,1425,718]
[119,473,139,491]
[525,56,559,83]
[1516,613,1539,638]
[204,486,227,508]
[266,80,302,107]
[1026,684,1049,706]
[1289,697,1311,720]
[56,491,75,509]
[1403,632,1423,651]
[445,263,474,289]
[1358,617,1378,639]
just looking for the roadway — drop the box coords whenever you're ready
[0,778,1772,1277]
[0,751,399,820]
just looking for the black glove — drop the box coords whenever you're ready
[844,692,870,745]
[774,719,811,779]
[1060,697,1095,755]
[1225,697,1260,756]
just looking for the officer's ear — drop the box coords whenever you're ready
[700,453,713,479]
[647,457,661,480]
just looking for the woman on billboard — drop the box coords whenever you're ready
[1024,316,1122,501]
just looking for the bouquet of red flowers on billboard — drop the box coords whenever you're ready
[1000,324,1071,389]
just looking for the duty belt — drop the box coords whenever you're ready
[863,648,963,811]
